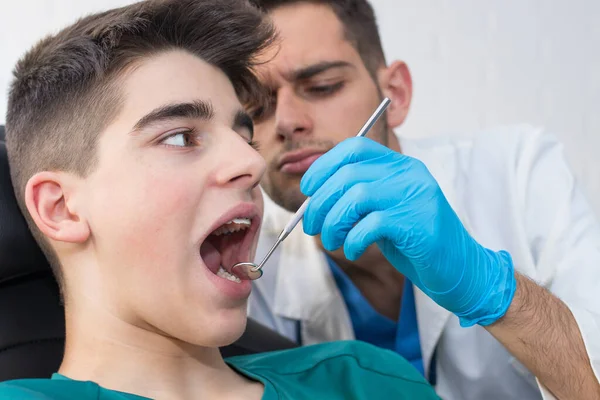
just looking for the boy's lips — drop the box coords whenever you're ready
[278,148,326,174]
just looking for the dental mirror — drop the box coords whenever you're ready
[231,97,392,281]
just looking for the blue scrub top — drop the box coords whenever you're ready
[327,256,425,376]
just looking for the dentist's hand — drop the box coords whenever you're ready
[301,137,516,327]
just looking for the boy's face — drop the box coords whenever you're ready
[74,51,265,346]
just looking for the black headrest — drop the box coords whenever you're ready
[0,129,52,285]
[0,126,295,381]
[0,126,66,381]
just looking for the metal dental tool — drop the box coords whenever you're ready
[231,97,392,281]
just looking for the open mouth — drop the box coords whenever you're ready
[199,217,257,284]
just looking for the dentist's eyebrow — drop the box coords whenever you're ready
[287,60,354,82]
[233,110,254,140]
[132,100,214,132]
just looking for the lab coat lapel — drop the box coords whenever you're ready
[414,289,448,378]
[401,137,464,378]
[263,194,355,343]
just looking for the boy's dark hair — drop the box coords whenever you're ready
[5,0,275,292]
[250,0,386,77]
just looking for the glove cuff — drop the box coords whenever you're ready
[457,250,517,327]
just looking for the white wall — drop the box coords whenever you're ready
[373,0,600,216]
[0,0,137,109]
[1,0,599,215]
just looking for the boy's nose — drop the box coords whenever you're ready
[214,134,266,190]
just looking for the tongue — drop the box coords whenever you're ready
[200,240,222,274]
[220,233,243,273]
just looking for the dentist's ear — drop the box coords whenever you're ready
[25,172,90,245]
[377,61,413,129]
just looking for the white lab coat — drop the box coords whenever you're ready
[248,125,600,400]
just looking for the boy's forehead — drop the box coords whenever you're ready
[118,50,240,126]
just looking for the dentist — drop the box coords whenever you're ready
[300,136,600,399]
[246,0,600,399]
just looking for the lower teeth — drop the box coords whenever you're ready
[217,266,241,283]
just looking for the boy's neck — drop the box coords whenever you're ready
[59,303,263,400]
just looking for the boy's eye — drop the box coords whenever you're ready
[161,130,197,147]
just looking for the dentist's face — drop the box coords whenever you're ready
[80,50,265,347]
[251,3,388,212]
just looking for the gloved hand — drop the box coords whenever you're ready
[300,137,516,327]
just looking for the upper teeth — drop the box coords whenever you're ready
[212,217,251,236]
[230,218,251,225]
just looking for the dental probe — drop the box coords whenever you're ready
[231,97,392,280]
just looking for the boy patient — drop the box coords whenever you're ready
[0,0,438,398]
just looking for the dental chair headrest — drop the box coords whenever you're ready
[0,125,54,285]
[0,125,66,381]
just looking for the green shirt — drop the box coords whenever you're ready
[0,341,438,399]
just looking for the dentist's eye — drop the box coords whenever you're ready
[248,140,260,151]
[307,81,344,97]
[160,129,198,148]
[249,98,275,122]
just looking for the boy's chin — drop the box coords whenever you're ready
[204,316,248,349]
[171,310,248,349]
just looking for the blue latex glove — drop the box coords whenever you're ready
[300,137,516,327]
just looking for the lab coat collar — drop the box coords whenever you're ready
[261,193,356,342]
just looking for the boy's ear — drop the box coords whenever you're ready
[24,172,90,244]
[377,60,413,129]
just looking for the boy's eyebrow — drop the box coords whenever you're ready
[132,100,214,131]
[287,60,354,82]
[233,110,254,140]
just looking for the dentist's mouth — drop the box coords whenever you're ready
[278,148,327,175]
[200,217,257,284]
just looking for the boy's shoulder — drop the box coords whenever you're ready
[1,342,439,399]
[0,376,143,400]
[0,378,85,400]
[228,340,416,377]
[227,340,439,399]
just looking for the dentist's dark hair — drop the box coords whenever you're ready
[249,0,386,77]
[5,0,276,295]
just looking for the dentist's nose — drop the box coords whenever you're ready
[274,90,313,141]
